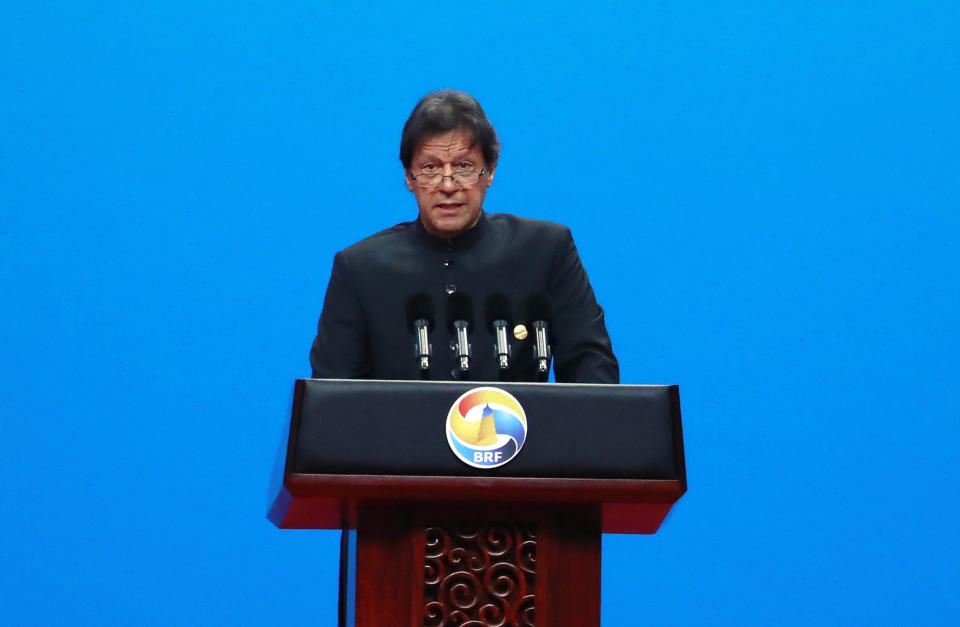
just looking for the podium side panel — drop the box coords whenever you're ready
[538,507,602,627]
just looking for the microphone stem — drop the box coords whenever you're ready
[414,319,431,371]
[493,319,510,370]
[417,327,430,368]
[454,321,471,373]
[533,320,550,374]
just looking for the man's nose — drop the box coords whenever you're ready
[439,167,458,191]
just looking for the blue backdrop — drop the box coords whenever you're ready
[2,1,957,625]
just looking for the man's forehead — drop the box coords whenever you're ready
[415,130,479,157]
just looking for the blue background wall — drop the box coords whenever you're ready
[2,1,957,624]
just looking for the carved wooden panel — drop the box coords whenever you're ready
[423,524,536,626]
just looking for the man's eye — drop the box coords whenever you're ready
[457,162,473,170]
[422,164,437,172]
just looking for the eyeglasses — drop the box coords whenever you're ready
[410,168,487,188]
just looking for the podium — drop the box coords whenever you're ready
[269,379,686,627]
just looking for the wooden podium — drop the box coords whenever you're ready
[269,379,686,627]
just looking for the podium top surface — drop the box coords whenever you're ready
[272,379,686,532]
[286,378,685,485]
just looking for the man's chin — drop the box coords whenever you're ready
[423,214,475,239]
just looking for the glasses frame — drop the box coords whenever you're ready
[410,167,487,188]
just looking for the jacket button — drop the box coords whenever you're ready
[442,259,453,269]
[445,284,456,294]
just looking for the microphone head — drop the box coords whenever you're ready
[405,293,434,331]
[484,293,512,330]
[447,292,474,330]
[523,294,552,323]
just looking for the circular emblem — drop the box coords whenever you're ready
[513,324,528,340]
[446,387,528,469]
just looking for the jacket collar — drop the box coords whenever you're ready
[415,212,488,251]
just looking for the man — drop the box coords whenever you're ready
[310,89,618,383]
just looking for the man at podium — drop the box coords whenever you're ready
[310,89,618,384]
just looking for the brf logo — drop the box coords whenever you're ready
[446,387,528,469]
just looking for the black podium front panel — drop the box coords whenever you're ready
[288,379,683,481]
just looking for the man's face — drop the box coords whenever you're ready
[405,128,495,239]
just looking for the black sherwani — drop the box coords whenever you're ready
[309,212,618,383]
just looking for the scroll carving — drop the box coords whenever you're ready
[424,524,536,626]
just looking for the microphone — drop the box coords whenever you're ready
[406,293,434,373]
[447,293,474,375]
[524,294,553,378]
[485,293,513,370]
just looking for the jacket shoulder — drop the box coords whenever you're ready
[337,220,417,262]
[485,213,572,241]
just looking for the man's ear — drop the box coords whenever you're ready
[485,164,496,187]
[404,169,415,193]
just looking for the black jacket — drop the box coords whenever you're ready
[310,213,618,383]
